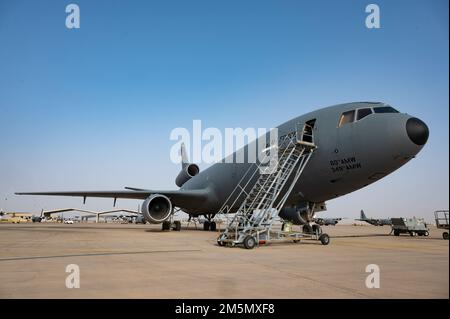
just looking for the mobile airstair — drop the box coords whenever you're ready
[216,123,330,249]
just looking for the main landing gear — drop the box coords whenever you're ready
[161,208,182,231]
[162,220,182,231]
[203,214,217,231]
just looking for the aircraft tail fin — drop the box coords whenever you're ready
[175,143,200,187]
[360,210,367,220]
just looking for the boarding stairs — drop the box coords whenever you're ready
[217,123,318,248]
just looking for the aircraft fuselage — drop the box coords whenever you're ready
[180,102,428,217]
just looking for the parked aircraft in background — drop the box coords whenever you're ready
[356,210,392,226]
[314,217,342,226]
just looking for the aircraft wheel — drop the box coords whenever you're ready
[217,233,227,246]
[312,224,322,235]
[424,231,429,237]
[210,221,217,231]
[162,221,171,231]
[319,234,330,245]
[409,231,414,237]
[243,235,256,249]
[203,221,210,231]
[173,221,181,231]
[443,232,449,240]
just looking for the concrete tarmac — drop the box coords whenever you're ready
[0,223,448,298]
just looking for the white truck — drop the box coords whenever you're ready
[391,217,429,237]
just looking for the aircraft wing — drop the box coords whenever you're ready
[42,208,139,214]
[15,189,210,208]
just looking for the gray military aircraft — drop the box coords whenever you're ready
[16,102,428,232]
[314,217,342,226]
[356,210,392,226]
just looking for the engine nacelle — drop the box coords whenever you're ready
[175,163,200,187]
[141,194,173,224]
[279,202,327,225]
[279,207,310,225]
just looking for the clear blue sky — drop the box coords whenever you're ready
[0,0,448,221]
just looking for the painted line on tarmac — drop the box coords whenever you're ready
[0,249,201,261]
[331,234,390,238]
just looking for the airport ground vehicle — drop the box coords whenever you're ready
[434,210,449,240]
[11,216,30,223]
[63,220,74,224]
[391,217,429,237]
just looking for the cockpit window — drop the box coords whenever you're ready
[357,108,373,121]
[373,106,399,113]
[338,110,355,127]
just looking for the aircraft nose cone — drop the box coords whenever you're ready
[406,117,429,146]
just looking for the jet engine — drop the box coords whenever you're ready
[279,202,327,225]
[141,194,173,224]
[175,163,200,187]
[279,207,311,225]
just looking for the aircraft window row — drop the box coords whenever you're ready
[373,106,399,113]
[338,106,399,127]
